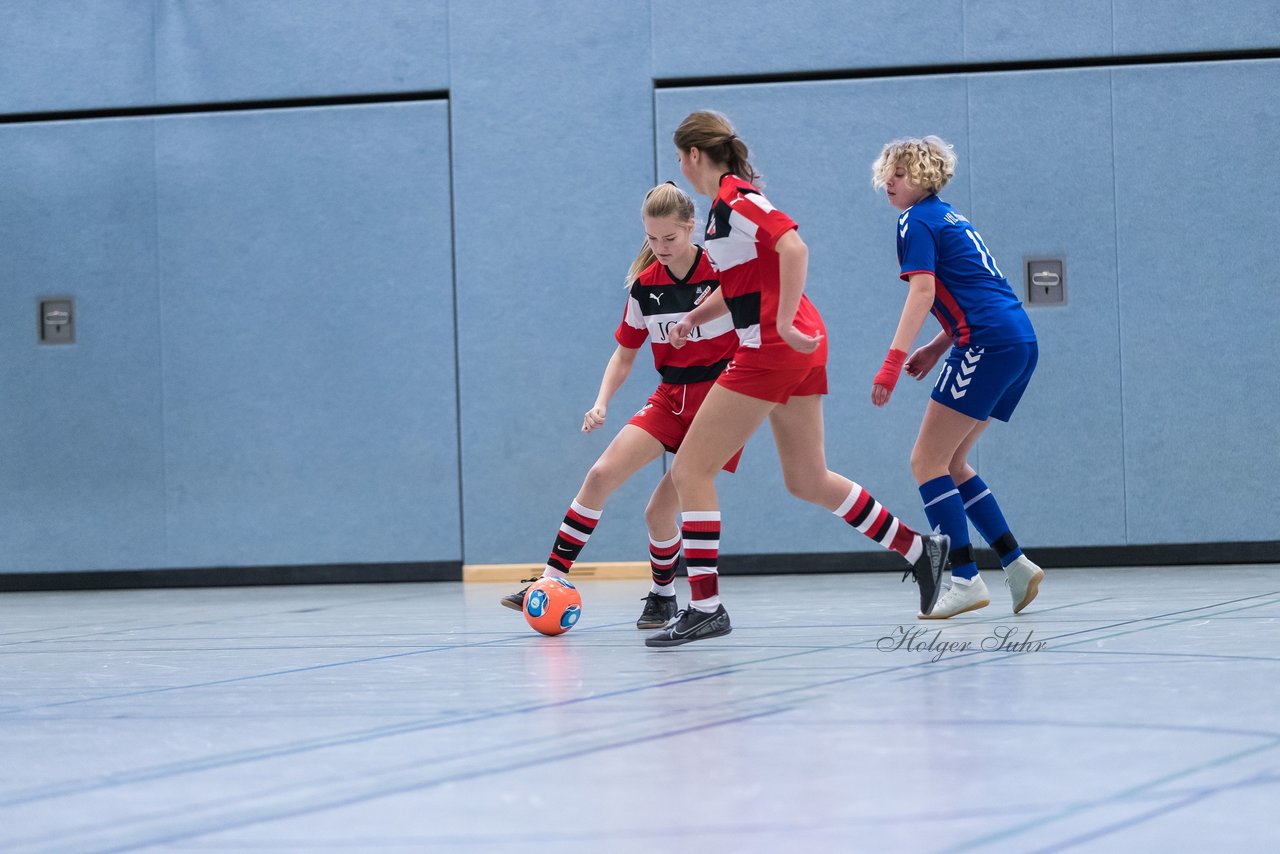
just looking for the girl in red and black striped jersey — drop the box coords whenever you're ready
[500,183,742,629]
[644,112,952,648]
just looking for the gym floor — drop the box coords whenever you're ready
[2,565,1277,853]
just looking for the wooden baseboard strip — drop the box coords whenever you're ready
[462,561,650,584]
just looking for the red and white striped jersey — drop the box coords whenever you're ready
[615,246,738,384]
[703,174,826,369]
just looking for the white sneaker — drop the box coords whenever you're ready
[1005,555,1044,614]
[919,574,990,619]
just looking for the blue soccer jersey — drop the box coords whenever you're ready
[896,195,1035,347]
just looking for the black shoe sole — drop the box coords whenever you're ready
[500,598,523,612]
[644,625,731,648]
[636,619,672,629]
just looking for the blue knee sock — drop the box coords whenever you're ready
[957,475,1023,568]
[920,475,977,579]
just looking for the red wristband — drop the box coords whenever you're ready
[874,348,908,391]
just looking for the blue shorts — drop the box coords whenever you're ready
[931,341,1038,422]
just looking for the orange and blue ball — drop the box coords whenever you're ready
[523,577,582,636]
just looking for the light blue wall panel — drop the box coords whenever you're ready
[155,102,459,567]
[154,0,450,103]
[657,78,971,556]
[652,1,1280,78]
[0,1,154,113]
[1113,60,1280,543]
[651,1,965,78]
[450,1,660,564]
[0,119,167,571]
[966,69,1126,547]
[1113,1,1280,53]
[964,0,1113,61]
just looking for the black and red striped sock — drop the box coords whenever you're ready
[544,501,602,577]
[648,533,680,594]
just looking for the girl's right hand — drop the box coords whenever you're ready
[668,319,693,349]
[905,343,945,379]
[582,405,607,432]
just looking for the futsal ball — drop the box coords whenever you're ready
[523,577,582,636]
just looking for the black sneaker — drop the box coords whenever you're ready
[903,533,950,616]
[644,605,731,647]
[499,576,542,611]
[636,592,679,629]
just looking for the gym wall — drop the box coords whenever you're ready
[1,1,1276,582]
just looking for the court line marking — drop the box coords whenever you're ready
[0,664,741,808]
[5,705,792,854]
[942,736,1280,853]
[4,586,1275,847]
[1025,770,1279,854]
[891,595,1279,682]
[0,588,438,647]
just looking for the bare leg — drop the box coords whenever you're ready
[575,424,666,508]
[644,470,680,542]
[767,394,859,509]
[910,401,985,485]
[668,384,774,509]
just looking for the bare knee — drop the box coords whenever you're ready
[644,494,676,533]
[782,471,826,505]
[909,447,931,484]
[670,456,715,499]
[581,461,623,497]
[911,445,949,485]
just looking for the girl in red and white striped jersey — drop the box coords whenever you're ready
[644,112,952,648]
[500,183,741,629]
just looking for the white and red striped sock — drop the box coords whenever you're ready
[681,511,721,612]
[833,484,922,564]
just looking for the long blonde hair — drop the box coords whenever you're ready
[625,182,697,286]
[871,135,957,193]
[673,110,761,187]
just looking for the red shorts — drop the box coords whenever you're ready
[628,380,743,473]
[715,360,828,404]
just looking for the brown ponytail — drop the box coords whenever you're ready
[672,110,761,187]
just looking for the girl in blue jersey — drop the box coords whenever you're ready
[870,136,1044,619]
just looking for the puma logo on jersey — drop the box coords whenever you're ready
[743,191,776,213]
[649,292,663,305]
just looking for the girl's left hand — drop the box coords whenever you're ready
[905,343,944,379]
[871,383,893,407]
[779,325,823,354]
